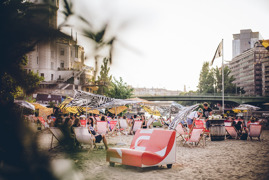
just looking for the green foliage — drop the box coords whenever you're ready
[197,62,216,93]
[197,62,245,94]
[107,77,134,99]
[0,0,61,105]
[97,58,112,95]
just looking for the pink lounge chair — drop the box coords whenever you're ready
[109,120,118,131]
[107,129,176,168]
[96,121,108,135]
[225,126,239,139]
[248,124,262,141]
[132,120,143,133]
[175,123,188,140]
[183,128,204,147]
[80,119,87,127]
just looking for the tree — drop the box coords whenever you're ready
[0,1,65,179]
[197,62,215,93]
[97,58,112,95]
[215,66,245,94]
[107,77,134,99]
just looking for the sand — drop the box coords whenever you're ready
[37,126,269,180]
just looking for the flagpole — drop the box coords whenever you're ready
[222,39,224,116]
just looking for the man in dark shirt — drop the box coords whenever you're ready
[202,102,212,130]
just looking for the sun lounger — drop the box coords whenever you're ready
[38,117,49,129]
[119,119,129,135]
[175,123,188,140]
[109,120,118,132]
[147,118,154,128]
[72,127,93,148]
[107,129,176,168]
[183,128,204,147]
[225,126,239,139]
[96,121,108,135]
[248,124,262,141]
[132,120,142,133]
[49,127,64,151]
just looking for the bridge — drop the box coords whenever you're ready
[138,94,269,104]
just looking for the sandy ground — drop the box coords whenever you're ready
[36,125,269,180]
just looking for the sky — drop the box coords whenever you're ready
[59,0,269,92]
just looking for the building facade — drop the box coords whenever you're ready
[25,0,94,99]
[229,42,269,96]
[232,29,262,58]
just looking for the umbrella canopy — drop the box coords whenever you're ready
[31,102,47,110]
[169,104,200,130]
[108,106,127,115]
[233,104,260,111]
[14,100,35,111]
[141,105,161,116]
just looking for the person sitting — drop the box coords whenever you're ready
[88,117,108,150]
[234,121,243,134]
[59,118,77,149]
[141,115,147,129]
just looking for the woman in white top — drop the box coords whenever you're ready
[186,108,203,130]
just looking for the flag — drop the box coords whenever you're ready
[259,40,269,50]
[211,41,223,66]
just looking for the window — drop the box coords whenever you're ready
[51,74,54,81]
[41,73,44,78]
[60,48,64,56]
[37,57,39,64]
[60,62,64,68]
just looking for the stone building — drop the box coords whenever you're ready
[25,0,94,100]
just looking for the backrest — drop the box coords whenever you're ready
[249,124,262,137]
[80,119,87,127]
[119,119,128,129]
[109,120,117,131]
[96,121,107,135]
[73,127,92,145]
[195,120,205,129]
[130,129,176,157]
[49,127,64,141]
[95,116,101,121]
[38,117,46,126]
[147,118,154,128]
[189,128,203,142]
[176,123,186,135]
[133,120,142,132]
[225,126,237,137]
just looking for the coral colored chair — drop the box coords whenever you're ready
[96,121,108,135]
[183,128,204,147]
[132,120,143,133]
[248,124,262,141]
[175,123,188,140]
[107,129,176,168]
[225,126,239,139]
[72,127,93,148]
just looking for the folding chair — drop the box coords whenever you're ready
[146,118,154,129]
[72,127,93,149]
[119,119,129,135]
[132,120,142,133]
[108,120,118,136]
[183,128,204,147]
[96,121,108,135]
[248,124,262,141]
[225,126,239,139]
[194,119,210,136]
[175,123,188,140]
[49,127,64,151]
